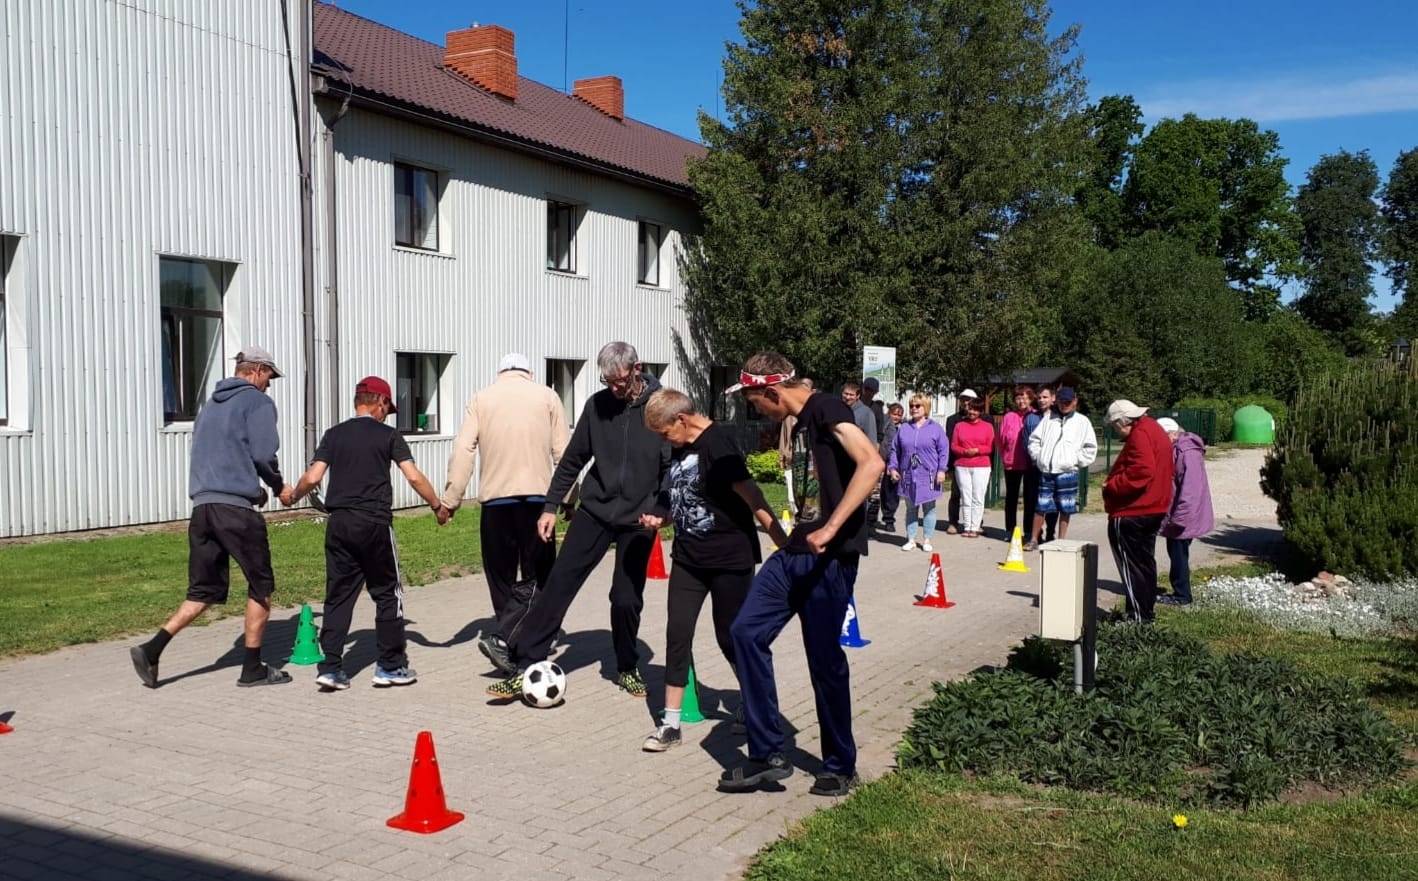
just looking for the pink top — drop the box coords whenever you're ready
[999,411,1030,471]
[950,418,996,469]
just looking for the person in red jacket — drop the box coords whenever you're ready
[1101,400,1174,624]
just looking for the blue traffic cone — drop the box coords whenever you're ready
[840,598,871,648]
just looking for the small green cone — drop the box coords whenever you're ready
[287,604,325,665]
[681,663,706,724]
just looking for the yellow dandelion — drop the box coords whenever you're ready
[1172,814,1189,829]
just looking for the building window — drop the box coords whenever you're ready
[394,163,440,250]
[0,238,9,426]
[547,200,579,273]
[642,361,668,383]
[395,352,449,434]
[546,358,582,426]
[708,365,734,421]
[637,221,662,286]
[160,257,229,422]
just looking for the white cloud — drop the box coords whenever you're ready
[1139,70,1418,122]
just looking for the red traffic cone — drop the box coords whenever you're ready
[387,731,465,834]
[0,718,12,734]
[646,531,669,580]
[914,553,955,609]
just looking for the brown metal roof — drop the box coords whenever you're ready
[312,3,705,192]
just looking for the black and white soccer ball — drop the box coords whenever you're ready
[520,660,566,708]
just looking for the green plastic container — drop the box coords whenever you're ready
[1232,405,1274,444]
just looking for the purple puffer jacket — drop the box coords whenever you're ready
[1160,431,1214,539]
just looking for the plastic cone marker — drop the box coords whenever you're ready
[840,598,871,647]
[287,604,325,665]
[387,731,465,834]
[646,532,669,580]
[998,527,1032,573]
[680,664,706,724]
[914,553,956,609]
[0,719,12,734]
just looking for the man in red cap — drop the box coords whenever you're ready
[287,376,446,690]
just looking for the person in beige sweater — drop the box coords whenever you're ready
[441,354,570,669]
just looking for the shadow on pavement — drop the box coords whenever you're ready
[0,815,294,880]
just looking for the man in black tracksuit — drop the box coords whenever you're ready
[484,342,671,700]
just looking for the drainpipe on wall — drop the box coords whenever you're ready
[297,0,317,465]
[315,78,351,433]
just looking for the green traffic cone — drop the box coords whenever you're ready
[681,663,706,724]
[287,604,325,665]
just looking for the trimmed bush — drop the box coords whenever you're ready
[898,625,1410,807]
[1261,357,1418,578]
[745,450,784,484]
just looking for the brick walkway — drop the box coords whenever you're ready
[0,507,1275,881]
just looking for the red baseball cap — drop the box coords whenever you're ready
[355,376,398,413]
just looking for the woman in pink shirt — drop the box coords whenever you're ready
[998,387,1036,542]
[951,400,996,538]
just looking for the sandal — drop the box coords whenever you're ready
[236,665,294,687]
[717,754,792,792]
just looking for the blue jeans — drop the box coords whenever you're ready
[905,500,938,543]
[730,551,858,776]
[1166,538,1192,602]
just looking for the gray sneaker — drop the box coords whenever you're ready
[371,665,417,687]
[642,725,683,752]
[315,670,350,691]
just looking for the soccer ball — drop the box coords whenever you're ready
[520,660,566,708]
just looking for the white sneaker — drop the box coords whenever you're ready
[900,541,917,552]
[922,542,934,553]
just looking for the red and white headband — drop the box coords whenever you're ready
[724,369,794,395]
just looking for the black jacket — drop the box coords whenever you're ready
[543,375,671,528]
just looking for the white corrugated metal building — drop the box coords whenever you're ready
[0,1,707,537]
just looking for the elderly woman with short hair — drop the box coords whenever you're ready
[888,394,948,553]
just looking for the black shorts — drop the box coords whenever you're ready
[186,503,276,604]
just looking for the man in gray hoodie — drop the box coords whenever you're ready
[130,347,294,688]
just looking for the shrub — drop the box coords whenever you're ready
[745,450,784,484]
[1261,357,1418,578]
[897,623,1410,807]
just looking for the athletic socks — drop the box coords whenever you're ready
[662,708,682,729]
[143,629,173,663]
[240,647,264,680]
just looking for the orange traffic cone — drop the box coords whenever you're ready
[0,717,12,734]
[647,531,669,580]
[387,731,465,834]
[914,553,955,609]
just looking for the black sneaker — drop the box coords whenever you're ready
[129,645,158,689]
[642,725,683,752]
[1156,596,1192,607]
[717,753,792,792]
[478,635,517,675]
[810,772,859,796]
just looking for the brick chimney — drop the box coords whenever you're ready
[573,76,624,121]
[444,24,518,100]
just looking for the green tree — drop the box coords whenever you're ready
[1075,95,1144,249]
[1239,308,1349,403]
[1380,147,1418,338]
[1122,114,1299,319]
[682,0,1092,391]
[1051,233,1248,408]
[1293,150,1381,355]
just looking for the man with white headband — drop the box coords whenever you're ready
[716,351,884,798]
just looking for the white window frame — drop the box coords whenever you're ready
[637,220,663,287]
[0,238,10,426]
[546,357,583,427]
[394,162,441,251]
[547,199,580,273]
[641,361,668,383]
[159,256,231,424]
[395,352,451,435]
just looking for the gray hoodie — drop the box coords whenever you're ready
[189,377,285,508]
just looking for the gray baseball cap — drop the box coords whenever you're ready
[234,346,283,378]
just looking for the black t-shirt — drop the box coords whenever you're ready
[664,422,760,570]
[314,416,414,522]
[787,393,867,556]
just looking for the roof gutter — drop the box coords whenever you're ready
[313,78,698,200]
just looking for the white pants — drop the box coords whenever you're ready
[954,465,991,533]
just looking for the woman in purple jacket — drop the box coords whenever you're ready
[1156,418,1214,605]
[888,394,949,553]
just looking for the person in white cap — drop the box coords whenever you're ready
[130,346,295,689]
[1154,417,1214,606]
[1101,400,1174,624]
[442,353,570,672]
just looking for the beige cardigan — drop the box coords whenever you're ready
[440,371,571,508]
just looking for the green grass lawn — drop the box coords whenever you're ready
[0,509,484,658]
